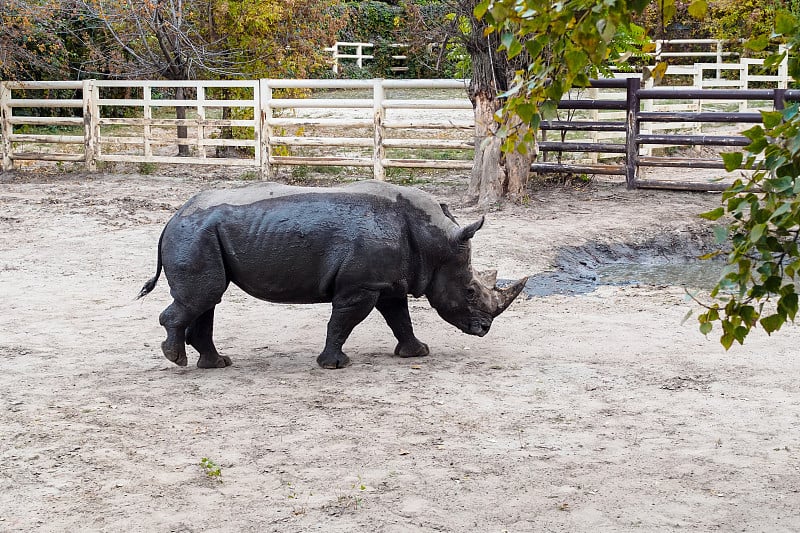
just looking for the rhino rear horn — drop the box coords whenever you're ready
[454,216,485,242]
[492,276,529,317]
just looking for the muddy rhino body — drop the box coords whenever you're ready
[139,180,527,369]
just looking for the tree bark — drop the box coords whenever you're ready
[504,115,536,201]
[175,86,189,157]
[464,7,534,207]
[468,91,504,207]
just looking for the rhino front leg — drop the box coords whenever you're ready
[376,297,429,358]
[317,289,380,369]
[186,307,232,369]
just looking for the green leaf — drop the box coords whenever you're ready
[515,103,536,125]
[699,207,725,221]
[749,223,767,243]
[747,137,769,154]
[774,11,796,36]
[699,250,723,260]
[742,125,765,141]
[760,313,785,333]
[761,111,783,129]
[565,50,587,73]
[699,322,713,335]
[713,224,729,244]
[720,331,735,350]
[661,0,677,25]
[721,151,743,172]
[745,34,770,52]
[500,32,515,51]
[734,326,749,344]
[687,0,707,19]
[473,0,490,19]
[779,292,798,321]
[540,100,558,120]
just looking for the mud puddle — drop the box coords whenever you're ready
[509,230,722,297]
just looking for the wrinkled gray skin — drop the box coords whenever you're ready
[138,180,528,369]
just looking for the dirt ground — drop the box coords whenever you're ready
[2,167,800,532]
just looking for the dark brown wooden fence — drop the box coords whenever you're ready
[531,78,800,191]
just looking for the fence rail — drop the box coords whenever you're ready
[0,78,473,177]
[1,77,799,191]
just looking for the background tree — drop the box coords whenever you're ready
[208,0,344,154]
[77,0,240,154]
[211,0,342,80]
[401,0,533,207]
[1,0,79,80]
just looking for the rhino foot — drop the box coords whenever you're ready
[317,350,351,369]
[394,340,430,358]
[197,354,233,369]
[162,341,188,367]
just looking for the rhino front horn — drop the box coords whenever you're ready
[492,276,529,317]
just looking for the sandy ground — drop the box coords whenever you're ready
[2,168,800,532]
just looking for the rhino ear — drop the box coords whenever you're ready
[439,203,457,223]
[455,216,485,242]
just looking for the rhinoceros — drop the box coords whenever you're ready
[138,180,528,369]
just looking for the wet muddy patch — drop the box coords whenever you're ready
[512,227,722,297]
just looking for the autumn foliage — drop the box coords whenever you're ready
[0,0,343,81]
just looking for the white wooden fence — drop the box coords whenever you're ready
[0,61,794,176]
[324,42,410,74]
[0,78,474,177]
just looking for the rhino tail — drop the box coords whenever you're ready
[137,228,165,300]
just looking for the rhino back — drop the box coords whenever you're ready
[179,180,455,233]
[165,183,456,303]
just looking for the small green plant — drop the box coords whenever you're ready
[96,160,114,172]
[199,457,222,481]
[336,475,367,510]
[286,481,312,515]
[239,170,260,181]
[291,165,310,181]
[138,162,158,175]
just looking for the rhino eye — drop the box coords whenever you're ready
[467,286,478,302]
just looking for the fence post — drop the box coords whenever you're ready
[373,79,386,180]
[625,77,641,189]
[82,79,98,171]
[143,85,153,158]
[779,44,789,89]
[774,88,787,111]
[196,84,206,159]
[0,81,11,172]
[259,79,272,179]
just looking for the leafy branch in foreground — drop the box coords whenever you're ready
[696,10,800,348]
[473,0,705,151]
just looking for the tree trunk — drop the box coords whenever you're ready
[468,90,504,207]
[216,88,235,158]
[504,115,536,201]
[464,11,534,208]
[175,86,189,157]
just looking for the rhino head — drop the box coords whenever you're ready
[426,216,528,337]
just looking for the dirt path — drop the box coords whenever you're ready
[2,170,800,532]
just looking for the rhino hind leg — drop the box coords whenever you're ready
[159,302,193,367]
[186,307,232,369]
[317,289,381,369]
[376,297,430,358]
